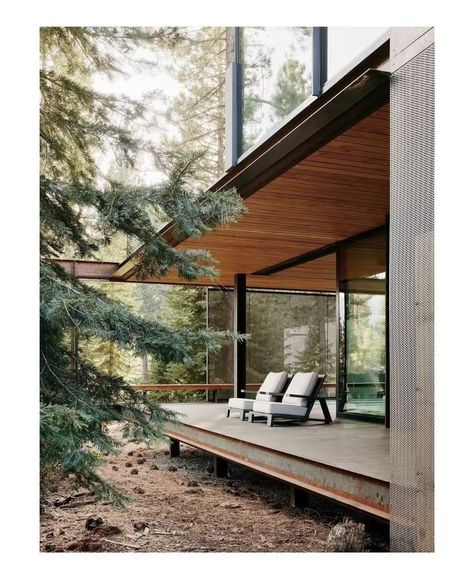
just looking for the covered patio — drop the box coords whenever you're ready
[58,63,391,518]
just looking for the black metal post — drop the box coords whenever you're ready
[233,274,246,398]
[290,486,310,509]
[169,438,180,458]
[225,27,242,169]
[312,27,328,97]
[214,456,229,478]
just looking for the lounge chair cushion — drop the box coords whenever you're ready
[255,371,288,401]
[252,400,307,417]
[227,371,287,412]
[282,372,318,407]
[227,398,255,411]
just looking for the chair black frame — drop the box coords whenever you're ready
[248,373,332,427]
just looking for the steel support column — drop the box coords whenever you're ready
[214,456,229,478]
[290,486,310,509]
[169,438,180,458]
[233,274,246,398]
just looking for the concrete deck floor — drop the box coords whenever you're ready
[163,401,389,483]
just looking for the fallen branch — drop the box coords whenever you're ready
[58,500,98,509]
[102,538,140,549]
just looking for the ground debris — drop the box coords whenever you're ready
[40,425,389,553]
[220,501,241,509]
[93,525,122,537]
[85,516,104,531]
[184,488,203,495]
[102,538,140,550]
[326,518,366,552]
[66,538,102,552]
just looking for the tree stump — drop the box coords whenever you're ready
[326,518,366,552]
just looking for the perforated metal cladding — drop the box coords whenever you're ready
[389,44,434,552]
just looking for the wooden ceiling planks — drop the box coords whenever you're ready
[129,103,389,292]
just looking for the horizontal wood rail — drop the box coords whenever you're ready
[132,383,336,393]
[132,384,250,392]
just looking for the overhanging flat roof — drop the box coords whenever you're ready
[57,57,390,292]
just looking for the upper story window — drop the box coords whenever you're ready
[226,27,390,168]
[241,27,313,152]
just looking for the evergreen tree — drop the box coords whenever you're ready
[40,27,245,503]
[149,286,207,401]
[162,27,227,187]
[346,293,385,379]
[293,296,337,381]
[207,289,234,384]
[270,59,311,119]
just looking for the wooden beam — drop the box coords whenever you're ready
[254,225,386,276]
[55,259,120,280]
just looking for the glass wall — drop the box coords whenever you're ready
[207,289,234,385]
[337,229,387,419]
[230,27,390,162]
[327,27,389,82]
[241,27,312,151]
[208,289,337,396]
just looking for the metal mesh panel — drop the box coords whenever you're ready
[389,44,435,552]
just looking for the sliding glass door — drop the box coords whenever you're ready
[337,229,387,421]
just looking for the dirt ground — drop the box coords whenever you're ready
[40,423,389,553]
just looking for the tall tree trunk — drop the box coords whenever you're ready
[142,355,149,383]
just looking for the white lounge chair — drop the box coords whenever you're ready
[226,371,288,420]
[249,372,330,426]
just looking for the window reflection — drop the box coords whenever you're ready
[338,229,387,419]
[241,27,312,151]
[207,289,337,395]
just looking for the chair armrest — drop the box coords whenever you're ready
[259,391,285,398]
[288,393,318,402]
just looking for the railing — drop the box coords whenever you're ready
[132,383,336,394]
[132,384,257,392]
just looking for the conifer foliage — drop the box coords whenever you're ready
[40,27,245,503]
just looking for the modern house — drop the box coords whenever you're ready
[58,27,434,552]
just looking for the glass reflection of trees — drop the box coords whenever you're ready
[241,27,312,151]
[208,290,337,390]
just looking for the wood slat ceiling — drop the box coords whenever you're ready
[128,103,389,291]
